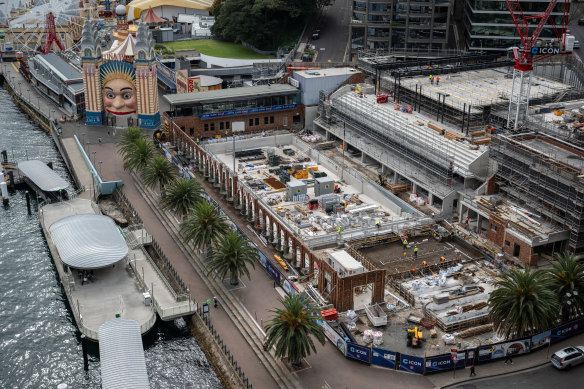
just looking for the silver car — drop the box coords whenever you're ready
[551,346,584,370]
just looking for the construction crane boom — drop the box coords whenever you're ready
[504,0,570,130]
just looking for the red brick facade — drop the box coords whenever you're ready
[171,105,304,139]
[487,215,537,266]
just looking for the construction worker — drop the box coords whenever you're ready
[422,260,427,267]
[436,76,440,86]
[429,74,433,84]
[440,256,446,262]
[414,247,418,258]
[196,138,200,143]
[338,226,342,234]
[403,239,408,249]
[376,221,381,229]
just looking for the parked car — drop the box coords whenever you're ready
[551,346,584,370]
[312,30,320,40]
[578,18,584,25]
[575,40,581,50]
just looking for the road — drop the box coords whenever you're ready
[448,363,583,389]
[310,0,352,63]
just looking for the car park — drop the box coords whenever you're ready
[551,346,584,370]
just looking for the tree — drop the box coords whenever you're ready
[488,267,560,339]
[122,138,155,174]
[180,201,229,257]
[207,230,257,285]
[549,252,584,321]
[160,178,204,217]
[141,155,178,195]
[264,293,326,367]
[118,127,144,157]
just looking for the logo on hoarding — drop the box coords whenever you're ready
[350,346,367,358]
[402,358,422,367]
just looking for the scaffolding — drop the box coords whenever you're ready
[321,88,488,184]
[490,133,584,252]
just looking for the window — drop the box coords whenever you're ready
[210,123,215,131]
[264,116,269,125]
[270,116,274,124]
[226,121,230,129]
[204,123,209,132]
[513,243,521,257]
[255,118,259,126]
[491,224,497,232]
[220,122,224,130]
[189,128,194,136]
[505,240,510,246]
[283,117,288,126]
[249,118,253,126]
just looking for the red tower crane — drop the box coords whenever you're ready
[42,12,65,55]
[504,0,571,130]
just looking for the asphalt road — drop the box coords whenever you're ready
[310,0,352,63]
[449,362,583,389]
[568,21,584,61]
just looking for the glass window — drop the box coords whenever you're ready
[353,1,366,12]
[210,123,215,131]
[264,116,269,124]
[270,116,274,124]
[283,117,288,126]
[226,121,230,129]
[255,118,259,126]
[220,122,224,130]
[204,123,209,132]
[249,118,253,126]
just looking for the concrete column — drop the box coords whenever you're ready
[393,170,398,182]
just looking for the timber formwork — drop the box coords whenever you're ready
[490,134,584,253]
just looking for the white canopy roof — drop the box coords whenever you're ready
[18,160,69,192]
[49,214,128,269]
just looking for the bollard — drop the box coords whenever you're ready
[7,171,15,191]
[25,191,31,215]
[81,334,89,371]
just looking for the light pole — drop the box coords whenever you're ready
[91,150,96,167]
[50,109,55,122]
[98,160,102,177]
[18,81,21,95]
[81,132,86,149]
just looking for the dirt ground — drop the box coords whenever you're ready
[359,234,484,274]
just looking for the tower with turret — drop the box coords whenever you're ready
[134,22,160,129]
[80,18,105,125]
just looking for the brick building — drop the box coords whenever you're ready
[163,84,302,139]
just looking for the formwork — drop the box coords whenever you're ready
[490,133,584,252]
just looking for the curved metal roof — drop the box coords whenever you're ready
[17,160,70,192]
[99,319,150,389]
[49,214,128,269]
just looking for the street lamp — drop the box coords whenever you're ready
[91,150,96,167]
[98,160,102,177]
[18,81,21,95]
[81,132,86,149]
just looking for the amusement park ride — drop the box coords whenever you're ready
[505,0,573,130]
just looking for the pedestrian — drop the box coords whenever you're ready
[263,341,269,351]
[213,296,218,308]
[504,353,513,365]
[98,137,102,144]
[429,74,433,84]
[414,247,418,258]
[470,364,476,376]
[107,131,110,136]
[436,76,440,86]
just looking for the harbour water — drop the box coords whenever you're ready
[0,87,222,388]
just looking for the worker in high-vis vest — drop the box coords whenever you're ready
[429,74,433,84]
[338,227,342,234]
[403,240,408,249]
[414,247,419,258]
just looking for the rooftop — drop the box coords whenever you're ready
[329,250,364,271]
[514,133,584,173]
[191,74,223,87]
[49,214,129,269]
[395,68,573,112]
[163,84,298,106]
[35,54,82,83]
[17,159,70,192]
[99,319,149,389]
[294,67,359,79]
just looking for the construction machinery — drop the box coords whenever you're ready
[504,0,571,130]
[407,326,424,348]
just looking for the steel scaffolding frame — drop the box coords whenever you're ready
[490,134,584,252]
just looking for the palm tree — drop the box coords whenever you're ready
[549,252,584,321]
[180,201,229,257]
[488,267,560,339]
[160,178,203,216]
[122,138,155,173]
[141,155,178,195]
[117,127,144,157]
[207,230,257,286]
[264,294,326,367]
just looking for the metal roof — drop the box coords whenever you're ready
[35,54,82,82]
[49,214,128,269]
[17,160,70,192]
[164,84,298,106]
[99,319,150,389]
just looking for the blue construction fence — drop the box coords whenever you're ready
[318,317,584,375]
[160,143,301,297]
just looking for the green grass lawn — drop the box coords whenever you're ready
[162,40,275,59]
